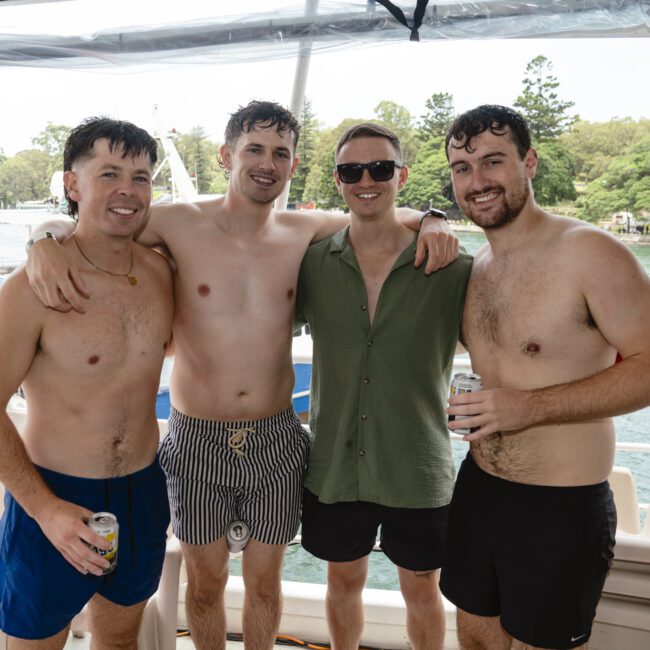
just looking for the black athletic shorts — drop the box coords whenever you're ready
[440,453,616,650]
[301,487,449,571]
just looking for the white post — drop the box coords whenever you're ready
[275,0,319,211]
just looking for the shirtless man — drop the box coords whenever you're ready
[441,104,650,650]
[0,118,172,647]
[25,101,459,650]
[296,123,472,650]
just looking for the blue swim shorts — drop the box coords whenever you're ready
[0,458,170,640]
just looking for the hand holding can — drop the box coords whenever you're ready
[88,512,119,574]
[448,373,484,435]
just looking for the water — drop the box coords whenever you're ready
[2,221,648,590]
[0,222,27,269]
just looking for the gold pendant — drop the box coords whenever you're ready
[128,275,138,286]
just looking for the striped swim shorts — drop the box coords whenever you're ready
[159,406,310,545]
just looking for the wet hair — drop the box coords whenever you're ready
[335,122,403,161]
[63,116,157,218]
[223,101,300,149]
[445,105,531,161]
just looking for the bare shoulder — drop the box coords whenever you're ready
[0,267,47,320]
[275,208,349,242]
[134,243,173,283]
[149,197,225,229]
[275,208,325,228]
[555,215,641,272]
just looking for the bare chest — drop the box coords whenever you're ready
[172,229,308,323]
[463,254,597,367]
[42,284,171,374]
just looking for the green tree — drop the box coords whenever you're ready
[532,141,576,206]
[289,98,319,206]
[578,136,650,220]
[304,119,362,210]
[373,100,419,164]
[560,118,650,182]
[0,150,52,206]
[32,122,71,156]
[418,92,455,141]
[32,122,71,175]
[175,126,220,195]
[514,55,576,141]
[399,137,452,211]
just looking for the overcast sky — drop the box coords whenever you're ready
[0,33,647,156]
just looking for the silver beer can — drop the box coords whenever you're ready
[448,373,484,434]
[226,520,250,554]
[88,512,119,574]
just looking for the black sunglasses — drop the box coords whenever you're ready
[336,160,404,184]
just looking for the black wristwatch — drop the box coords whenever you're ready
[420,208,448,228]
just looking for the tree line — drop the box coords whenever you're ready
[1,55,648,225]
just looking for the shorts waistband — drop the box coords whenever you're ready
[169,405,300,437]
[34,457,162,489]
[463,453,610,499]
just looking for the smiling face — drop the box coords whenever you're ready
[64,138,153,237]
[221,122,299,205]
[448,128,537,230]
[334,136,407,220]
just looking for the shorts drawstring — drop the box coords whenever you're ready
[226,427,255,457]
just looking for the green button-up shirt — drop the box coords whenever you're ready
[296,226,473,508]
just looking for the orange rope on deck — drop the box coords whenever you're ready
[177,629,377,649]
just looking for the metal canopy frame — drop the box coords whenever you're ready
[0,1,648,70]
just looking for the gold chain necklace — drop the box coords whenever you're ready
[72,236,137,286]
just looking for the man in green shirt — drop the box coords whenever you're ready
[296,123,472,650]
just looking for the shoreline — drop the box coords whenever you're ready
[449,221,650,245]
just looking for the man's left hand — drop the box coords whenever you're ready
[414,217,459,274]
[446,387,534,441]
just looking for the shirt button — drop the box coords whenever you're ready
[363,378,370,384]
[359,450,365,456]
[361,414,367,421]
[367,341,373,347]
[361,305,367,311]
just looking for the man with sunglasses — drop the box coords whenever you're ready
[23,103,459,650]
[296,123,473,650]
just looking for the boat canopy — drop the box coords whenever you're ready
[0,1,649,71]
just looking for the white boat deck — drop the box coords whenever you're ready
[64,632,268,649]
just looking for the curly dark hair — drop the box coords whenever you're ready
[219,101,300,178]
[445,105,531,161]
[224,101,300,148]
[63,116,157,218]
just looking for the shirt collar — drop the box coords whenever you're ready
[328,225,418,270]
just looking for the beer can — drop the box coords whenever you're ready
[226,520,250,554]
[88,512,119,574]
[448,372,484,434]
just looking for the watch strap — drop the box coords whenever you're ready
[420,208,448,228]
[25,231,55,252]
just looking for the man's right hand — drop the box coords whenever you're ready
[26,238,90,313]
[34,497,112,575]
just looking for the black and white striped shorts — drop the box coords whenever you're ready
[159,406,310,545]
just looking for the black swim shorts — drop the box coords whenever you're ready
[301,487,449,571]
[440,453,616,649]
